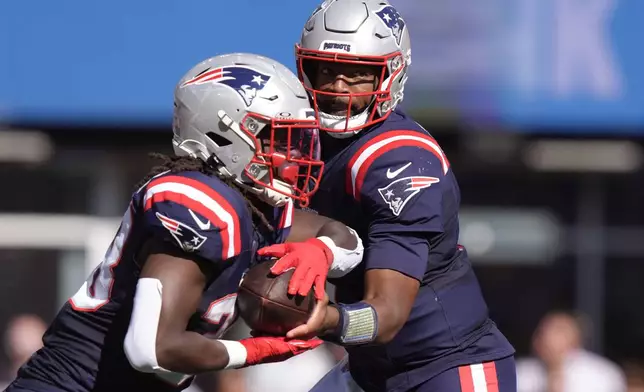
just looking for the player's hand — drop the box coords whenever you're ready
[239,336,323,366]
[286,293,329,340]
[257,238,333,300]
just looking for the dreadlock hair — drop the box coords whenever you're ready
[136,153,274,233]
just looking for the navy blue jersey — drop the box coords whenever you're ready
[310,110,514,391]
[15,171,293,392]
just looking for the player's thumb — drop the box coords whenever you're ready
[313,276,326,301]
[257,244,288,258]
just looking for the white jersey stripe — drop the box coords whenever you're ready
[283,200,293,229]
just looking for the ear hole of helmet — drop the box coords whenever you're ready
[206,132,233,147]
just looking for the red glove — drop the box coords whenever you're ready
[257,238,333,300]
[240,336,323,366]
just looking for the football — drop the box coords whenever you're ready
[237,259,315,336]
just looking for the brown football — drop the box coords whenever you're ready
[237,259,315,336]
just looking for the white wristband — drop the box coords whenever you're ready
[318,227,364,279]
[217,340,248,369]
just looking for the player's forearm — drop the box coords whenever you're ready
[315,220,357,249]
[362,297,407,344]
[289,210,358,248]
[323,269,418,345]
[321,305,341,335]
[156,332,230,374]
[361,268,419,344]
[315,222,364,278]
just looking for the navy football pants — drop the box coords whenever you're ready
[309,356,360,392]
[4,378,67,392]
[413,356,516,392]
[309,355,516,392]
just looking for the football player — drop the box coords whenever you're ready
[277,1,518,391]
[4,53,364,392]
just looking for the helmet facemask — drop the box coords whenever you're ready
[172,53,325,208]
[296,47,406,137]
[237,112,323,208]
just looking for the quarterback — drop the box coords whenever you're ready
[281,1,517,391]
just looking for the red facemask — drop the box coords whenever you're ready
[296,45,405,134]
[239,112,323,207]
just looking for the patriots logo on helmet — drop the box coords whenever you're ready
[156,212,207,252]
[181,66,272,107]
[378,176,439,216]
[374,5,406,46]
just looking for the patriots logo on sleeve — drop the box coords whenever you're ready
[378,176,439,216]
[156,212,207,252]
[374,5,406,46]
[180,66,271,107]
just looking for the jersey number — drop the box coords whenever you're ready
[202,293,237,338]
[156,295,238,387]
[69,207,134,312]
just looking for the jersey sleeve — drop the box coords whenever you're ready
[347,130,450,280]
[272,199,294,244]
[140,173,244,263]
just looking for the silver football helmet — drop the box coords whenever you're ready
[173,53,323,207]
[296,0,412,137]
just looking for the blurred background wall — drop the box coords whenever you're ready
[1,0,643,391]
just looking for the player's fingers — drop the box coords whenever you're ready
[285,324,315,340]
[269,254,297,275]
[309,297,327,326]
[297,271,318,298]
[257,244,288,257]
[287,261,309,295]
[287,297,327,340]
[313,275,327,301]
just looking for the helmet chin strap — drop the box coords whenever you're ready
[238,178,293,207]
[318,89,391,138]
[257,180,293,207]
[319,109,370,139]
[240,154,298,207]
